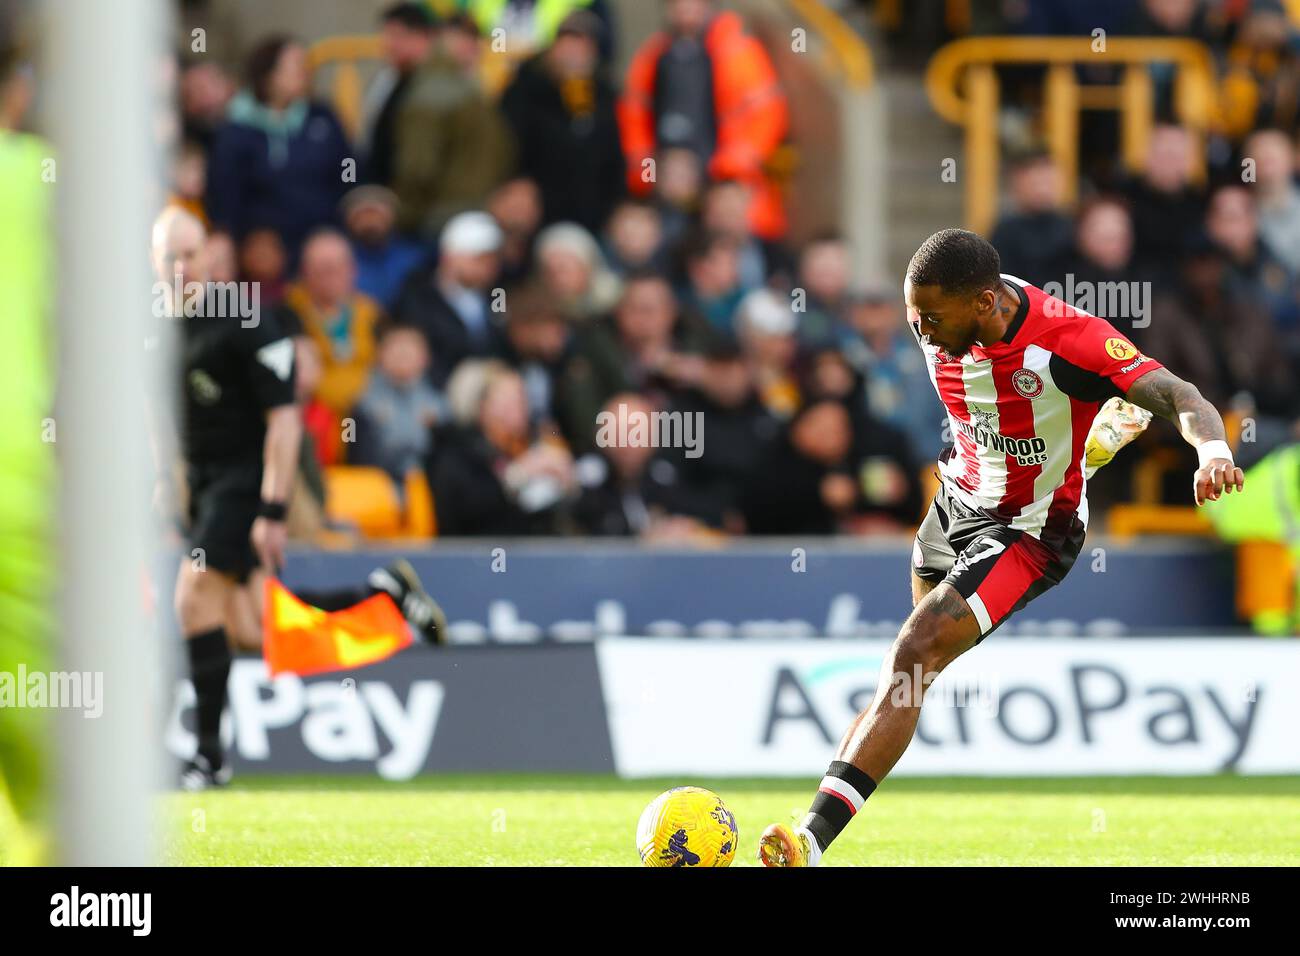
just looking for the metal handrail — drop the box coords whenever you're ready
[924,36,1219,234]
[784,0,874,89]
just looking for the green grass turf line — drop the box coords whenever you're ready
[201,773,1300,796]
[152,774,1300,867]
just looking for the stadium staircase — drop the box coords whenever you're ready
[876,66,965,279]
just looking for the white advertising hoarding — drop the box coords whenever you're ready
[596,639,1300,777]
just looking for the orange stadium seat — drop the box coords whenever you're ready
[403,468,437,538]
[323,466,437,540]
[1106,504,1212,538]
[323,466,404,538]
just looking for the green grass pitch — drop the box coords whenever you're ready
[149,774,1300,866]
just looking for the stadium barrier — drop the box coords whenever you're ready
[263,543,1237,641]
[166,637,1300,778]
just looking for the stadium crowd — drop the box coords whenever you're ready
[168,0,1300,540]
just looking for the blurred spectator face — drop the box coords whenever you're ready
[1076,201,1133,271]
[601,394,658,479]
[705,353,752,408]
[294,336,323,402]
[507,309,568,363]
[1144,125,1192,194]
[378,327,429,386]
[550,30,598,79]
[266,43,309,108]
[792,402,852,466]
[606,202,663,268]
[1240,10,1290,49]
[1183,250,1227,300]
[152,210,209,289]
[300,233,357,306]
[488,178,543,241]
[1244,129,1293,191]
[1206,187,1258,259]
[657,148,703,207]
[616,278,676,349]
[381,20,434,72]
[539,245,593,299]
[443,249,500,290]
[666,0,714,37]
[848,296,900,342]
[206,231,238,284]
[744,326,796,370]
[1142,0,1197,33]
[1009,157,1061,214]
[1,62,34,129]
[172,143,206,201]
[345,199,397,247]
[800,239,850,304]
[480,371,530,447]
[687,240,740,297]
[240,229,287,283]
[180,62,233,124]
[441,21,481,72]
[701,181,753,239]
[809,350,855,400]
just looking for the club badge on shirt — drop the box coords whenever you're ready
[1011,368,1044,399]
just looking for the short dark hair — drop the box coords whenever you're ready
[905,228,1001,297]
[1006,147,1054,172]
[245,34,297,104]
[678,228,735,268]
[622,266,672,289]
[376,319,427,343]
[380,2,437,31]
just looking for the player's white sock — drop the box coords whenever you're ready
[796,820,824,866]
[801,761,877,861]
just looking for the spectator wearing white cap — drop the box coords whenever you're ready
[393,210,506,386]
[734,287,801,421]
[534,221,622,323]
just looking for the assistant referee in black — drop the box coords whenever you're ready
[150,207,443,790]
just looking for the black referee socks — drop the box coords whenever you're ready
[803,760,878,853]
[186,628,232,769]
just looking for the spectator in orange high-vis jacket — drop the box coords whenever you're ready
[618,0,789,240]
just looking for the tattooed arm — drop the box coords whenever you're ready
[1124,367,1245,506]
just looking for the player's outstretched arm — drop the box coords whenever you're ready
[1124,367,1245,506]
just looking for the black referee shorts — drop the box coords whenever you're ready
[186,458,262,583]
[912,481,1084,640]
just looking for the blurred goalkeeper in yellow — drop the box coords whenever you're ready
[0,46,54,864]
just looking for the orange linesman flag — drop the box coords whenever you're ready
[263,578,413,677]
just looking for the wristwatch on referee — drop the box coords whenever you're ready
[258,500,288,522]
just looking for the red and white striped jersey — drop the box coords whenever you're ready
[909,275,1163,548]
